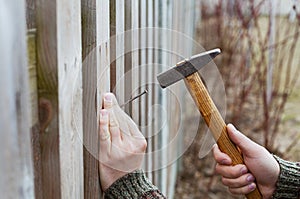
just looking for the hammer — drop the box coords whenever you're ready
[157,49,262,199]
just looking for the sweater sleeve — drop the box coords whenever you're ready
[104,170,166,199]
[272,155,300,199]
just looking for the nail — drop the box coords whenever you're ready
[120,89,148,107]
[247,174,254,182]
[248,183,255,191]
[241,167,248,175]
[104,94,112,102]
[221,159,230,165]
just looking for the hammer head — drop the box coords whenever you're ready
[157,48,221,88]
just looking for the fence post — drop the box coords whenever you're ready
[0,0,34,198]
[35,0,83,197]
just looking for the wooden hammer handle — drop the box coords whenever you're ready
[184,72,262,199]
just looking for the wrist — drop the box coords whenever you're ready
[104,170,158,199]
[271,155,300,199]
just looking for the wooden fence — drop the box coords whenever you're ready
[0,0,199,198]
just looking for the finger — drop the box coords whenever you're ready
[228,182,256,195]
[222,173,255,188]
[103,93,115,109]
[103,92,143,138]
[103,92,120,109]
[127,116,144,138]
[108,107,122,143]
[227,124,260,156]
[213,144,232,165]
[215,163,248,178]
[99,110,111,152]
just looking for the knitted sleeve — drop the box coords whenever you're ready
[104,170,166,199]
[272,155,300,199]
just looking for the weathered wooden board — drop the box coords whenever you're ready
[35,0,83,197]
[153,0,159,184]
[139,0,148,177]
[27,30,44,199]
[131,0,140,123]
[0,0,34,198]
[124,0,132,115]
[147,0,154,183]
[81,0,102,197]
[98,0,111,98]
[115,0,125,102]
[26,0,35,29]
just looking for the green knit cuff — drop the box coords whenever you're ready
[104,170,158,199]
[272,155,300,199]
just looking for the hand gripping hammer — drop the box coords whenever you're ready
[157,49,262,199]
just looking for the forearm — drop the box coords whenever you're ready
[104,170,166,199]
[272,155,300,199]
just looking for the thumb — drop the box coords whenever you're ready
[227,124,260,157]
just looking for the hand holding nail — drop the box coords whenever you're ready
[98,93,147,191]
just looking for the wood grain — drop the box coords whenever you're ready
[110,0,116,92]
[124,0,132,115]
[131,0,140,124]
[27,30,44,199]
[36,0,83,197]
[147,0,154,185]
[26,0,35,29]
[115,0,125,102]
[184,72,262,199]
[139,0,149,178]
[81,0,102,197]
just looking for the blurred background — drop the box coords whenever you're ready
[175,0,300,198]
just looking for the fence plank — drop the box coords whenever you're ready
[147,0,154,183]
[0,0,34,198]
[35,0,61,196]
[26,0,35,29]
[166,1,180,197]
[139,0,149,177]
[98,0,111,97]
[36,0,83,197]
[125,0,132,114]
[159,0,169,194]
[131,0,140,123]
[27,30,44,199]
[115,0,125,102]
[81,0,102,197]
[152,0,168,193]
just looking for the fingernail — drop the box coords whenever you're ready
[247,174,255,182]
[104,94,112,102]
[221,159,230,165]
[241,167,248,175]
[248,183,255,191]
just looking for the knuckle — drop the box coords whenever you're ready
[228,188,238,195]
[215,164,223,174]
[221,177,228,185]
[140,139,147,151]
